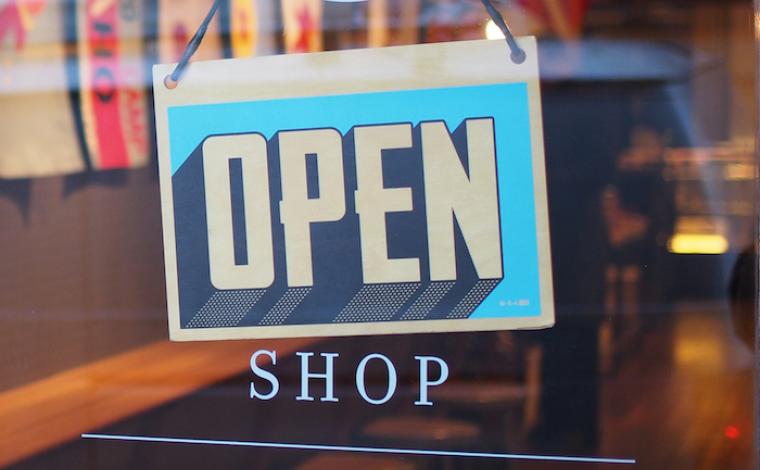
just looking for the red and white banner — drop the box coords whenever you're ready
[75,0,150,170]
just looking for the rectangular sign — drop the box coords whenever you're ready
[154,38,554,341]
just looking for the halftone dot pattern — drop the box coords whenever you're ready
[446,279,501,319]
[400,281,456,321]
[333,283,420,323]
[186,290,265,328]
[259,288,312,326]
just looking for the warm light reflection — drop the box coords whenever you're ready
[723,163,757,181]
[674,317,726,370]
[485,20,505,40]
[667,234,729,255]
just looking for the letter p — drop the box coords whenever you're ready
[414,355,449,406]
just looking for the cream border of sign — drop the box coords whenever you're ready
[153,37,555,341]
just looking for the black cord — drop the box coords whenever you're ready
[480,0,526,64]
[165,0,527,88]
[165,0,223,88]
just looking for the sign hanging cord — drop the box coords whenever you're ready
[164,0,223,89]
[480,0,526,63]
[164,0,527,89]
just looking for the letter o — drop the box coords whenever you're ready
[93,67,115,103]
[355,353,397,405]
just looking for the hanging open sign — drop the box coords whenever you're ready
[153,38,554,341]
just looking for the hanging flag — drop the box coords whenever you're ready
[230,0,257,57]
[229,0,277,57]
[72,0,151,170]
[321,0,413,50]
[0,0,86,178]
[366,0,387,47]
[423,1,483,43]
[158,0,224,62]
[0,0,46,50]
[281,0,322,53]
[514,0,591,39]
[389,0,420,46]
[321,0,360,49]
[367,0,419,47]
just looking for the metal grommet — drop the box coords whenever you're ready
[164,75,178,90]
[510,48,527,65]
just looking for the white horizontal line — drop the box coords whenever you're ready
[81,433,635,465]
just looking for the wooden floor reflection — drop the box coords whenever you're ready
[510,304,755,470]
[597,304,755,470]
[520,303,755,470]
